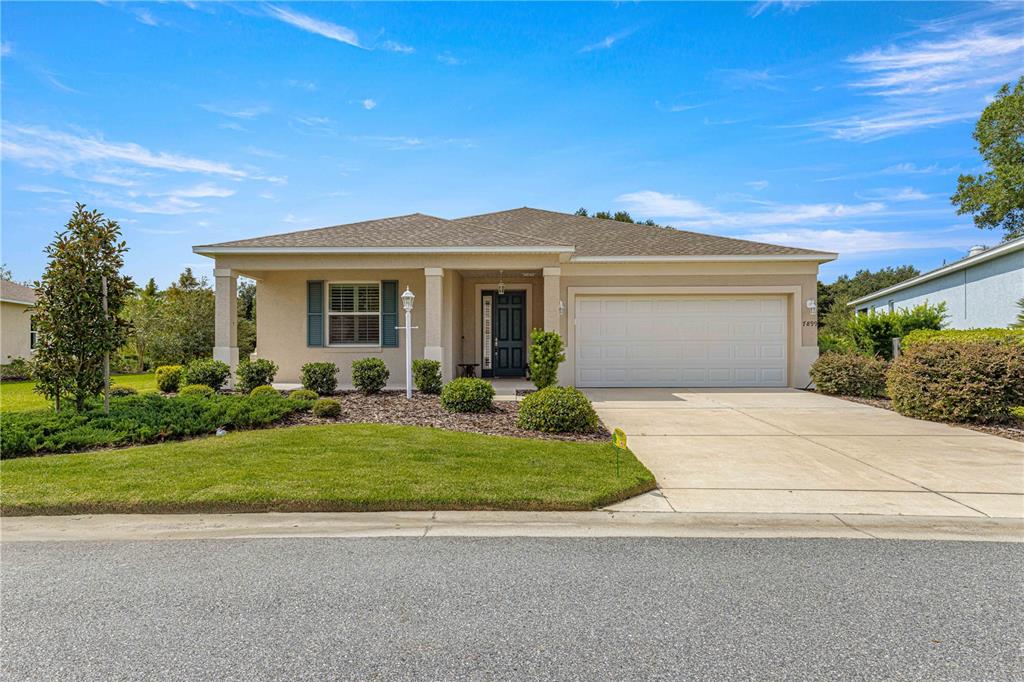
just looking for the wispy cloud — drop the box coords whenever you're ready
[579,29,635,53]
[804,108,977,142]
[857,186,930,202]
[265,5,362,48]
[285,79,317,91]
[132,8,160,26]
[242,145,284,159]
[18,184,68,194]
[157,183,236,199]
[749,1,816,18]
[1,42,12,57]
[713,68,785,91]
[200,103,270,119]
[655,100,708,113]
[378,40,414,53]
[361,98,377,110]
[437,53,464,66]
[745,180,770,191]
[138,227,186,235]
[816,162,957,182]
[41,70,81,94]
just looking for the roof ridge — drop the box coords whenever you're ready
[454,215,575,247]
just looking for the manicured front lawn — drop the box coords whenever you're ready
[0,423,656,515]
[0,373,157,413]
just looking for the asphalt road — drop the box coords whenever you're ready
[2,538,1021,681]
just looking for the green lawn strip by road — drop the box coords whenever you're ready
[0,423,656,515]
[0,374,157,413]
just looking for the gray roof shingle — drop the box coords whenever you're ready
[0,280,37,305]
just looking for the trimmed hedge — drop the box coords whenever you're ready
[902,327,1024,348]
[846,303,946,359]
[179,384,215,398]
[412,359,442,394]
[249,385,280,398]
[1,359,33,382]
[312,398,341,418]
[155,365,182,393]
[352,358,389,394]
[517,386,599,433]
[528,330,565,389]
[288,389,319,401]
[440,378,495,413]
[887,337,1024,423]
[182,359,231,391]
[301,362,338,396]
[810,352,888,397]
[236,358,279,394]
[0,392,308,458]
[109,385,138,397]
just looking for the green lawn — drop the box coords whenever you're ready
[0,423,656,515]
[0,373,157,413]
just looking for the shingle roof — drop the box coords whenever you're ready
[0,280,37,305]
[195,207,835,259]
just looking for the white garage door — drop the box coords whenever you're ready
[574,295,788,387]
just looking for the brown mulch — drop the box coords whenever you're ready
[829,394,1024,443]
[280,390,611,443]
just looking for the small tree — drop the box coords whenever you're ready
[528,329,565,389]
[123,278,162,372]
[33,204,133,411]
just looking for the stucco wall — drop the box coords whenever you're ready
[1,302,33,363]
[857,249,1023,328]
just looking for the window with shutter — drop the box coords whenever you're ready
[327,283,381,345]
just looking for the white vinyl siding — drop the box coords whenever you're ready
[575,295,788,387]
[327,283,381,345]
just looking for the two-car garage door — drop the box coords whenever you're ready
[574,295,788,387]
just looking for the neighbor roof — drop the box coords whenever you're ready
[0,280,37,306]
[194,207,835,261]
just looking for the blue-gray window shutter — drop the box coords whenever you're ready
[307,281,324,347]
[381,280,398,348]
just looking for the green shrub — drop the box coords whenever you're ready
[817,332,859,355]
[0,392,305,458]
[0,358,33,382]
[352,357,389,394]
[517,386,599,433]
[528,330,566,389]
[182,359,231,390]
[902,328,1024,348]
[1011,406,1024,421]
[440,378,495,413]
[155,365,183,393]
[412,359,442,394]
[236,358,279,394]
[301,362,338,396]
[312,398,341,418]
[809,352,888,397]
[179,384,215,398]
[847,303,946,359]
[887,338,1024,423]
[288,389,319,401]
[109,385,138,397]
[249,385,279,398]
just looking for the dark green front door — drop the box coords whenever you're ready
[491,291,526,377]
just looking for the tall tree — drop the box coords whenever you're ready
[32,204,133,411]
[237,278,257,356]
[951,77,1024,240]
[149,268,215,365]
[817,265,921,336]
[123,278,162,372]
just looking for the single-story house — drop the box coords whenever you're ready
[1,280,37,363]
[193,207,836,388]
[849,236,1024,328]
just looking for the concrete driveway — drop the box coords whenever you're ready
[587,388,1024,518]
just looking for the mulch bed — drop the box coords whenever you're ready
[280,390,611,443]
[831,394,1024,443]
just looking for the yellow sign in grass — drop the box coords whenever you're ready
[613,428,627,450]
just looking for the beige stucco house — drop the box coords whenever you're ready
[194,207,836,389]
[1,280,37,364]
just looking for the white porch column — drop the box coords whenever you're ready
[423,267,445,369]
[213,268,239,388]
[542,266,561,333]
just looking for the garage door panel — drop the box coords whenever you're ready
[575,295,788,388]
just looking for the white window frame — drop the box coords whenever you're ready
[29,316,38,351]
[326,281,382,347]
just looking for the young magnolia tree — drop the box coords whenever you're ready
[33,204,133,411]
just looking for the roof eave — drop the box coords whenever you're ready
[0,297,35,306]
[192,245,576,256]
[569,253,838,263]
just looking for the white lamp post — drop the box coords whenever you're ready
[401,287,416,399]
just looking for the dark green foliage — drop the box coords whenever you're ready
[0,359,33,382]
[0,392,306,458]
[352,357,389,394]
[517,386,599,433]
[887,337,1024,423]
[301,362,338,395]
[288,389,319,401]
[179,384,215,398]
[249,385,279,398]
[155,365,182,393]
[312,398,341,418]
[817,332,859,355]
[412,359,442,394]
[809,352,888,398]
[182,359,231,390]
[236,358,278,393]
[528,330,565,389]
[109,385,138,397]
[951,77,1024,239]
[440,378,495,413]
[902,327,1024,347]
[32,204,134,411]
[817,266,920,322]
[846,303,946,359]
[147,269,214,366]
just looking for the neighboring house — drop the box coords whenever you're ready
[193,207,836,388]
[0,280,38,364]
[848,236,1024,328]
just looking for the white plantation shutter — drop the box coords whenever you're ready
[327,283,381,344]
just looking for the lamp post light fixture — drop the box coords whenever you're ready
[400,287,416,399]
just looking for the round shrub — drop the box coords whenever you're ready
[109,385,138,397]
[352,357,389,394]
[301,361,338,396]
[288,389,319,401]
[887,338,1024,423]
[517,386,599,433]
[809,352,888,398]
[182,359,231,391]
[155,365,183,393]
[236,358,279,394]
[440,378,495,413]
[412,359,442,394]
[179,384,215,398]
[312,398,341,418]
[249,385,280,398]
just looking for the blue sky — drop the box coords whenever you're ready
[2,1,1022,286]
